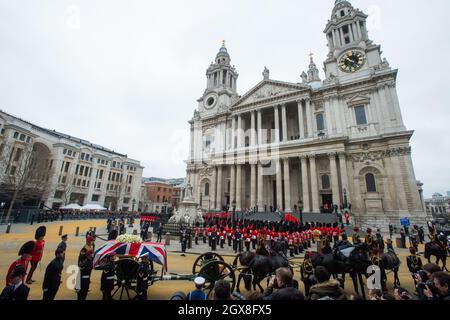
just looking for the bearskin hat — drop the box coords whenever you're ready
[12,265,27,278]
[366,228,372,234]
[35,226,46,240]
[354,227,360,232]
[18,241,35,256]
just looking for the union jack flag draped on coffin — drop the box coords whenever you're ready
[93,241,168,272]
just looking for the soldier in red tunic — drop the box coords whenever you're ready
[26,226,46,284]
[194,226,199,245]
[5,241,34,286]
[220,228,226,249]
[244,230,252,252]
[251,229,258,250]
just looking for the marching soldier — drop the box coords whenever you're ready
[42,248,65,300]
[76,247,93,300]
[235,228,243,253]
[365,228,375,252]
[288,233,295,257]
[251,229,258,250]
[207,226,212,247]
[135,254,151,300]
[352,227,361,245]
[211,228,218,251]
[244,230,251,252]
[312,227,321,244]
[6,241,34,286]
[180,228,188,256]
[371,248,387,292]
[220,228,226,249]
[96,252,116,300]
[227,227,233,247]
[194,225,199,245]
[300,252,316,296]
[406,247,423,284]
[27,226,46,284]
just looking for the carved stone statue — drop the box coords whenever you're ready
[263,67,270,80]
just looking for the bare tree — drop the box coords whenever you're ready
[58,171,75,206]
[0,141,53,224]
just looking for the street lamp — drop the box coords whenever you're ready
[232,200,236,223]
[298,200,304,225]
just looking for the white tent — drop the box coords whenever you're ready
[60,203,83,210]
[81,203,107,211]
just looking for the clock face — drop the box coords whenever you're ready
[204,94,218,110]
[339,50,366,73]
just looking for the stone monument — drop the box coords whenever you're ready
[168,182,204,226]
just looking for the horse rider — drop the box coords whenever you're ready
[365,228,376,253]
[352,227,361,245]
[300,251,316,296]
[406,247,423,285]
[370,248,388,293]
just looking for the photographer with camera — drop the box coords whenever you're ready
[414,263,441,300]
[424,271,450,301]
[263,267,304,300]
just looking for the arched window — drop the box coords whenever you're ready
[365,173,377,192]
[316,114,325,131]
[204,183,210,196]
[321,175,330,190]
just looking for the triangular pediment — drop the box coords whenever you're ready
[346,94,371,106]
[232,79,309,108]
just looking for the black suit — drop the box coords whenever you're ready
[0,283,30,301]
[43,257,64,300]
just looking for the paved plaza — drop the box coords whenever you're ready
[0,219,424,300]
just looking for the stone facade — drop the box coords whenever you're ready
[0,110,143,211]
[184,0,431,230]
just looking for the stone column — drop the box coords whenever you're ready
[281,104,287,142]
[338,152,350,205]
[339,28,345,45]
[348,24,354,42]
[216,165,223,210]
[231,116,236,150]
[251,111,256,147]
[230,164,236,204]
[237,114,243,148]
[324,97,333,134]
[250,163,257,209]
[329,153,340,206]
[309,154,320,212]
[387,83,405,128]
[283,158,292,212]
[300,156,310,212]
[190,126,194,159]
[274,105,280,143]
[236,163,242,210]
[211,166,217,210]
[305,99,313,138]
[257,162,264,210]
[276,159,283,210]
[297,100,305,139]
[257,110,263,145]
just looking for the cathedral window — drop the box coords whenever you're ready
[355,106,368,125]
[316,113,325,131]
[321,175,330,190]
[223,70,227,85]
[340,11,345,17]
[204,183,210,196]
[365,173,377,192]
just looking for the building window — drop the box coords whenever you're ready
[63,149,67,155]
[14,148,23,162]
[365,173,377,192]
[355,106,368,125]
[68,150,72,156]
[157,195,160,202]
[321,175,330,190]
[97,182,101,189]
[10,166,17,175]
[26,137,30,143]
[204,183,210,196]
[92,195,99,201]
[19,134,26,141]
[316,113,325,131]
[13,132,19,139]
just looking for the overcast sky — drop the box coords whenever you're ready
[1,0,449,197]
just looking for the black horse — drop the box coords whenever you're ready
[375,242,402,290]
[233,246,289,293]
[310,243,372,299]
[424,234,448,271]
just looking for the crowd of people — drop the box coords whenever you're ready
[1,214,449,301]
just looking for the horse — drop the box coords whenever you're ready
[310,243,372,299]
[375,242,402,290]
[424,234,448,271]
[233,246,289,293]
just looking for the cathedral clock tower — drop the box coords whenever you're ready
[323,0,388,83]
[197,41,239,116]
